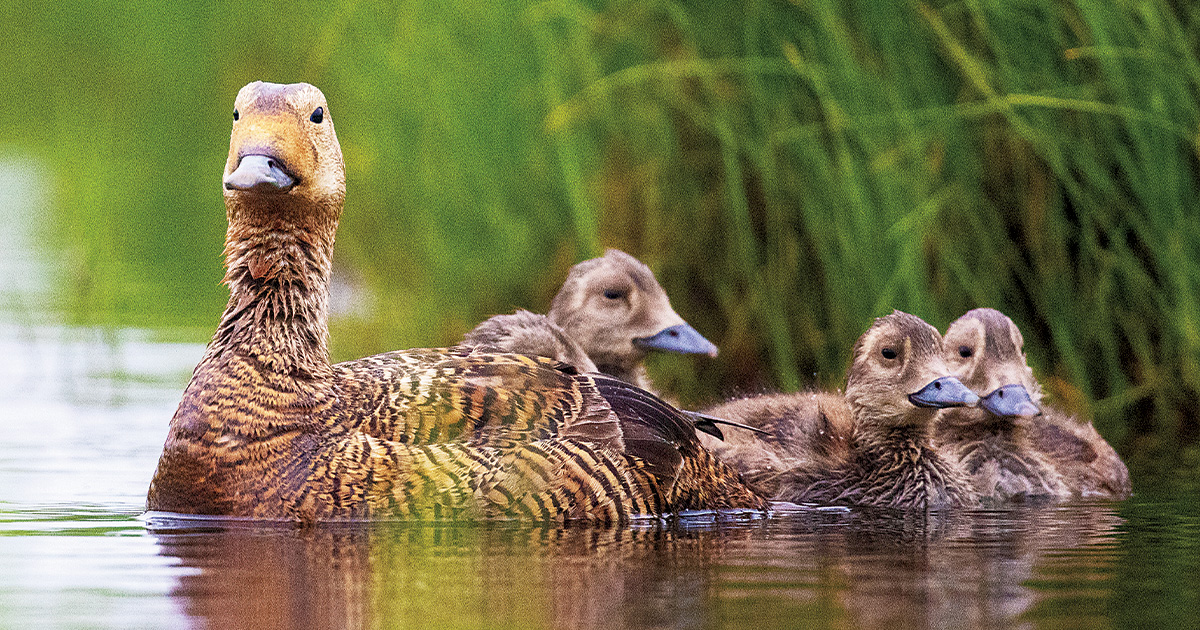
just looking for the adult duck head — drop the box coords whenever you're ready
[213,82,344,379]
[943,308,1042,419]
[845,311,978,435]
[223,81,345,235]
[548,249,718,380]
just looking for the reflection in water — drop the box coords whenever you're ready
[149,504,1126,630]
[0,156,53,312]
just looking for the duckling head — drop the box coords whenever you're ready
[548,249,718,374]
[223,81,345,234]
[845,311,978,431]
[943,308,1042,419]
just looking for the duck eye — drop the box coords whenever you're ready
[603,289,625,300]
[233,109,239,121]
[959,345,972,358]
[310,107,324,123]
[881,348,897,360]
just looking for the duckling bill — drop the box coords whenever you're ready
[632,322,718,357]
[979,384,1041,418]
[146,82,765,522]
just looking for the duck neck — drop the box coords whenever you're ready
[853,402,938,445]
[940,408,1027,445]
[206,219,336,380]
[854,422,934,461]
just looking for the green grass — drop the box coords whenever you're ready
[2,0,1197,468]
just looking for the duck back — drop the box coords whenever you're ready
[700,391,852,498]
[150,348,763,521]
[935,408,1069,503]
[1031,408,1131,499]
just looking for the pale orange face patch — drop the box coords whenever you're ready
[224,81,345,217]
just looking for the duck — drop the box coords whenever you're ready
[461,309,599,373]
[462,249,719,394]
[934,308,1071,502]
[145,81,766,522]
[699,390,853,499]
[937,308,1130,501]
[705,311,981,510]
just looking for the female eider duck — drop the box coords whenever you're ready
[146,82,765,522]
[937,308,1130,501]
[706,311,981,510]
[461,249,719,394]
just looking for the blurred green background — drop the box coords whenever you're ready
[2,0,1198,475]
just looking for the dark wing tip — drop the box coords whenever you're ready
[588,375,696,445]
[683,410,771,439]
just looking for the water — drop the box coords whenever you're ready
[0,322,1196,629]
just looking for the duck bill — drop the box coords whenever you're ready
[224,154,296,193]
[980,384,1041,418]
[633,323,719,357]
[908,375,979,408]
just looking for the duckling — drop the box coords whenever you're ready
[543,249,719,390]
[938,308,1130,501]
[700,390,853,498]
[1030,408,1131,499]
[146,82,766,522]
[461,309,599,373]
[935,308,1070,502]
[704,311,980,510]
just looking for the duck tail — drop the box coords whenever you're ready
[673,446,770,511]
[590,375,767,512]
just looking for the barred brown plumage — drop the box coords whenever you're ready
[145,81,765,523]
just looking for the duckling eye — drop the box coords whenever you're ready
[603,289,625,300]
[881,348,897,360]
[959,345,973,358]
[310,107,324,124]
[233,109,239,121]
